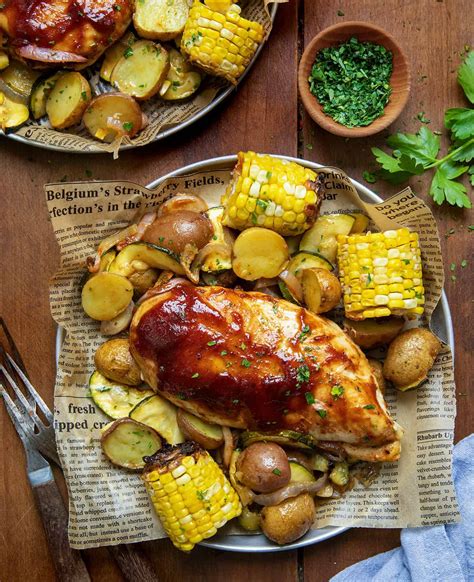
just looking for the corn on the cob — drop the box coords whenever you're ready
[337,228,424,320]
[181,1,265,84]
[142,442,241,551]
[221,151,321,236]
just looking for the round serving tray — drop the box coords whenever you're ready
[3,5,277,154]
[56,155,454,552]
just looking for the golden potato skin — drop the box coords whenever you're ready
[312,268,342,313]
[261,493,316,545]
[383,328,441,391]
[368,359,386,395]
[344,317,404,350]
[237,442,291,493]
[128,268,159,297]
[94,338,142,386]
[143,211,213,255]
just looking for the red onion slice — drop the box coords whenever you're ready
[252,474,327,506]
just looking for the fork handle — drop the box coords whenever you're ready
[32,479,91,582]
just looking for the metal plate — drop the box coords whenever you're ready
[56,155,454,552]
[3,5,277,154]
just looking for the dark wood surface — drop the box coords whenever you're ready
[1,1,472,580]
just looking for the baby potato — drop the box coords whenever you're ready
[82,272,133,321]
[383,328,441,391]
[344,317,404,350]
[302,268,341,314]
[260,493,315,545]
[236,442,291,493]
[232,228,289,281]
[46,72,91,129]
[128,268,159,297]
[94,338,142,386]
[83,93,143,142]
[368,358,386,395]
[176,409,224,450]
[143,210,213,255]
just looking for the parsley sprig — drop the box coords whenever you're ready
[372,51,473,209]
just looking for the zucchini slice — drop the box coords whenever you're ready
[288,251,333,280]
[289,462,316,483]
[90,371,154,419]
[240,430,315,451]
[0,92,30,131]
[101,418,162,470]
[108,242,185,277]
[30,72,62,119]
[129,394,184,445]
[1,59,41,98]
[278,279,301,305]
[99,249,117,272]
[299,214,355,264]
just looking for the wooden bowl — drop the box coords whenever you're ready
[298,21,411,138]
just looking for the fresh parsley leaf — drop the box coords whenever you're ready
[469,165,474,186]
[241,358,251,368]
[444,108,474,141]
[272,468,282,476]
[363,170,377,183]
[386,127,440,167]
[296,364,310,385]
[363,404,376,410]
[451,139,474,163]
[417,111,430,124]
[317,409,327,419]
[305,392,315,404]
[330,385,345,399]
[430,161,471,208]
[457,50,474,104]
[371,148,422,183]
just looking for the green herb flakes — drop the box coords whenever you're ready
[317,409,327,419]
[308,37,393,128]
[272,468,282,476]
[298,324,311,342]
[122,121,133,132]
[363,404,376,410]
[363,171,377,183]
[241,358,251,368]
[207,340,217,346]
[305,392,315,404]
[191,372,199,378]
[296,364,310,386]
[331,385,345,399]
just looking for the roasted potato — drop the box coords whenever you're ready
[143,210,213,255]
[344,317,404,350]
[302,268,342,314]
[157,193,208,216]
[100,300,134,336]
[160,48,201,101]
[176,409,224,450]
[232,228,289,281]
[128,268,159,297]
[368,358,386,395]
[46,72,91,129]
[236,442,291,493]
[238,507,261,532]
[83,93,143,142]
[110,40,169,100]
[0,91,29,131]
[94,338,142,386]
[101,418,162,470]
[260,493,316,545]
[383,328,441,391]
[133,0,190,41]
[82,272,133,321]
[100,32,136,82]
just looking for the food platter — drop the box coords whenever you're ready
[55,154,454,552]
[2,5,278,154]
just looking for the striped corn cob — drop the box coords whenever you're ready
[337,228,424,320]
[181,1,265,84]
[221,151,321,236]
[142,442,241,552]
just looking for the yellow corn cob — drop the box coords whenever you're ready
[337,228,424,320]
[142,442,241,552]
[181,1,265,84]
[221,151,321,236]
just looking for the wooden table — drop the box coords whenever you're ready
[1,1,472,580]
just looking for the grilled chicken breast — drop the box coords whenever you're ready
[130,284,402,462]
[0,0,132,67]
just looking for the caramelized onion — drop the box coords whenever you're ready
[279,269,303,303]
[222,426,234,469]
[88,224,139,272]
[17,44,87,64]
[136,277,190,306]
[253,474,327,506]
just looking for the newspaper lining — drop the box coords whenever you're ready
[46,161,459,549]
[12,0,285,155]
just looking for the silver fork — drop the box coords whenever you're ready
[0,319,158,582]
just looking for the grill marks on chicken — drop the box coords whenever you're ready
[130,285,402,461]
[0,0,132,66]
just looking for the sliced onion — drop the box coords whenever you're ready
[222,426,234,469]
[254,277,278,289]
[157,193,208,216]
[180,243,200,284]
[88,224,139,272]
[315,441,346,462]
[253,474,327,506]
[136,277,190,306]
[16,44,87,64]
[279,269,304,303]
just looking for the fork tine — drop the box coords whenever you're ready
[0,317,28,373]
[5,353,54,424]
[0,364,47,428]
[1,384,35,443]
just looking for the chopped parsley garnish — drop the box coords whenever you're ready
[317,409,327,419]
[81,91,88,101]
[113,4,121,10]
[207,340,217,346]
[331,385,345,399]
[363,170,377,184]
[305,392,315,404]
[176,392,187,400]
[461,259,468,268]
[272,468,282,476]
[308,37,393,128]
[122,121,133,132]
[221,350,228,356]
[123,47,133,58]
[363,404,376,409]
[298,324,311,342]
[296,364,310,386]
[256,199,268,209]
[240,342,247,350]
[191,372,199,378]
[241,358,251,368]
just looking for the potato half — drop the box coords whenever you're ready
[82,272,133,321]
[232,228,289,281]
[95,338,142,386]
[133,0,190,41]
[302,268,342,314]
[46,72,91,129]
[111,40,169,100]
[160,48,201,101]
[83,93,143,142]
[176,409,224,450]
[260,493,316,545]
[343,317,404,350]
